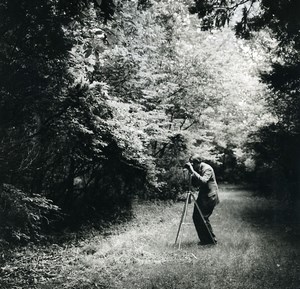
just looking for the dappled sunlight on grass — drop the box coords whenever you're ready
[1,186,299,289]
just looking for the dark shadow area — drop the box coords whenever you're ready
[239,200,300,245]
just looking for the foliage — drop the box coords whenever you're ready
[189,0,300,202]
[87,1,191,197]
[174,23,271,181]
[97,1,270,189]
[246,124,300,202]
[0,0,150,240]
[189,0,300,132]
[0,184,61,243]
[253,0,300,203]
[0,0,276,244]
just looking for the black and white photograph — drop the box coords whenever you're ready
[0,0,299,288]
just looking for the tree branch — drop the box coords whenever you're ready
[179,117,187,130]
[228,0,253,11]
[153,143,169,157]
[183,120,198,131]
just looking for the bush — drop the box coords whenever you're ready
[0,184,61,244]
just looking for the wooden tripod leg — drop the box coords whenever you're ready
[174,193,190,246]
[190,194,216,244]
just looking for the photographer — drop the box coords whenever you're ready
[185,154,220,245]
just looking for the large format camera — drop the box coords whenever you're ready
[184,162,192,170]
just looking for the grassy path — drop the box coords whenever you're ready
[1,185,300,289]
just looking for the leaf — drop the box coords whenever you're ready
[84,48,93,58]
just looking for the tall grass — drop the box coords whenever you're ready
[1,185,299,288]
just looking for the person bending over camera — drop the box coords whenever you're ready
[185,154,220,245]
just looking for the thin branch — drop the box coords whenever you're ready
[227,0,252,11]
[179,117,187,130]
[153,143,168,157]
[27,101,71,139]
[83,163,102,189]
[166,87,185,99]
[183,120,198,131]
[246,0,255,15]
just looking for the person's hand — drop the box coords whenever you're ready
[184,162,193,173]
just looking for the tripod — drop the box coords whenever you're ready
[174,171,216,248]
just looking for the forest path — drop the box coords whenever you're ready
[1,185,300,289]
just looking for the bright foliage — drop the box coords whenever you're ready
[0,0,273,242]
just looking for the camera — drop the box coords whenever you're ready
[184,162,192,169]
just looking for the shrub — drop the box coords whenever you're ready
[0,184,61,244]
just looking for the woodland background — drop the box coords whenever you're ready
[0,0,300,244]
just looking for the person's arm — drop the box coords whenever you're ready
[191,169,212,184]
[185,163,212,183]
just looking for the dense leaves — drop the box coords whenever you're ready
[0,0,277,243]
[0,184,61,243]
[189,0,300,206]
[0,0,147,241]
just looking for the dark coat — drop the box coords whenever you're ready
[191,162,220,210]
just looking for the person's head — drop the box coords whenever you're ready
[189,154,202,171]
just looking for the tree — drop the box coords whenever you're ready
[189,0,300,203]
[0,0,149,241]
[0,0,283,243]
[92,0,271,189]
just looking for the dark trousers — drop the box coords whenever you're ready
[192,196,216,243]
